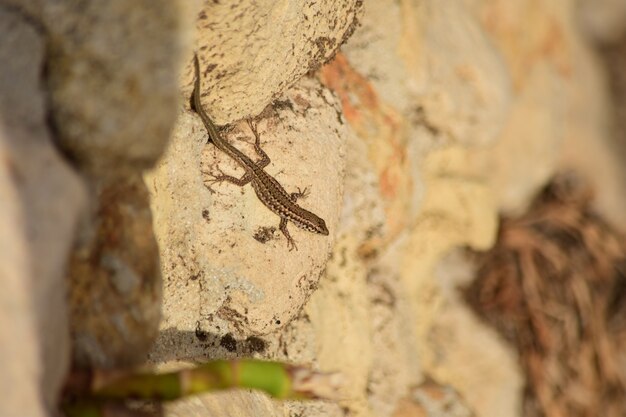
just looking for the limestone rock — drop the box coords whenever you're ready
[43,0,195,175]
[146,75,346,349]
[185,0,363,124]
[578,0,626,42]
[68,173,161,368]
[0,5,86,414]
[0,0,617,416]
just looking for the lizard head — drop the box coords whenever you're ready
[303,215,329,236]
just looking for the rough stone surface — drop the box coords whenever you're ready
[408,1,511,147]
[42,0,195,175]
[146,75,346,347]
[0,5,86,415]
[68,173,161,368]
[184,0,363,124]
[557,27,626,232]
[467,1,575,215]
[2,0,622,416]
[597,30,626,230]
[578,0,626,42]
[392,378,476,417]
[467,0,626,230]
[155,0,624,417]
[343,0,511,148]
[425,251,523,417]
[0,12,46,409]
[0,168,45,417]
[147,0,626,416]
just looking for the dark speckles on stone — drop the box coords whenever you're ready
[254,226,276,243]
[273,99,294,112]
[195,322,208,342]
[245,336,266,353]
[220,333,237,352]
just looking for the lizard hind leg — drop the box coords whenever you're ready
[279,217,297,251]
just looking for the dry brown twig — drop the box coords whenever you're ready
[466,174,626,417]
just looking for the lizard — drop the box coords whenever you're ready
[191,54,329,250]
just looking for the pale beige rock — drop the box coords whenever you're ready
[68,173,161,368]
[165,390,282,417]
[410,0,511,147]
[365,246,422,417]
[309,2,520,416]
[151,2,517,417]
[557,23,626,231]
[42,0,196,175]
[424,301,523,417]
[0,69,46,417]
[467,1,571,215]
[274,51,503,417]
[145,108,223,363]
[392,378,476,417]
[0,168,45,417]
[148,1,619,417]
[344,0,511,148]
[468,0,626,228]
[399,147,514,417]
[185,0,363,124]
[309,127,416,417]
[426,250,523,417]
[470,72,564,214]
[301,238,374,417]
[0,181,45,417]
[0,5,86,414]
[148,79,346,417]
[578,0,626,42]
[147,76,346,346]
[256,125,387,417]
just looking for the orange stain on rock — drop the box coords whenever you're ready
[319,53,380,128]
[320,53,413,253]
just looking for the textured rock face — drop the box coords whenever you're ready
[158,1,618,416]
[186,0,363,124]
[43,0,195,175]
[0,6,86,416]
[578,0,626,42]
[0,1,189,414]
[469,0,626,231]
[156,1,515,416]
[147,76,345,341]
[1,1,624,417]
[68,173,162,368]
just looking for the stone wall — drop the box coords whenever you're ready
[1,1,624,416]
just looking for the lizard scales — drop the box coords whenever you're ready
[192,54,329,249]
